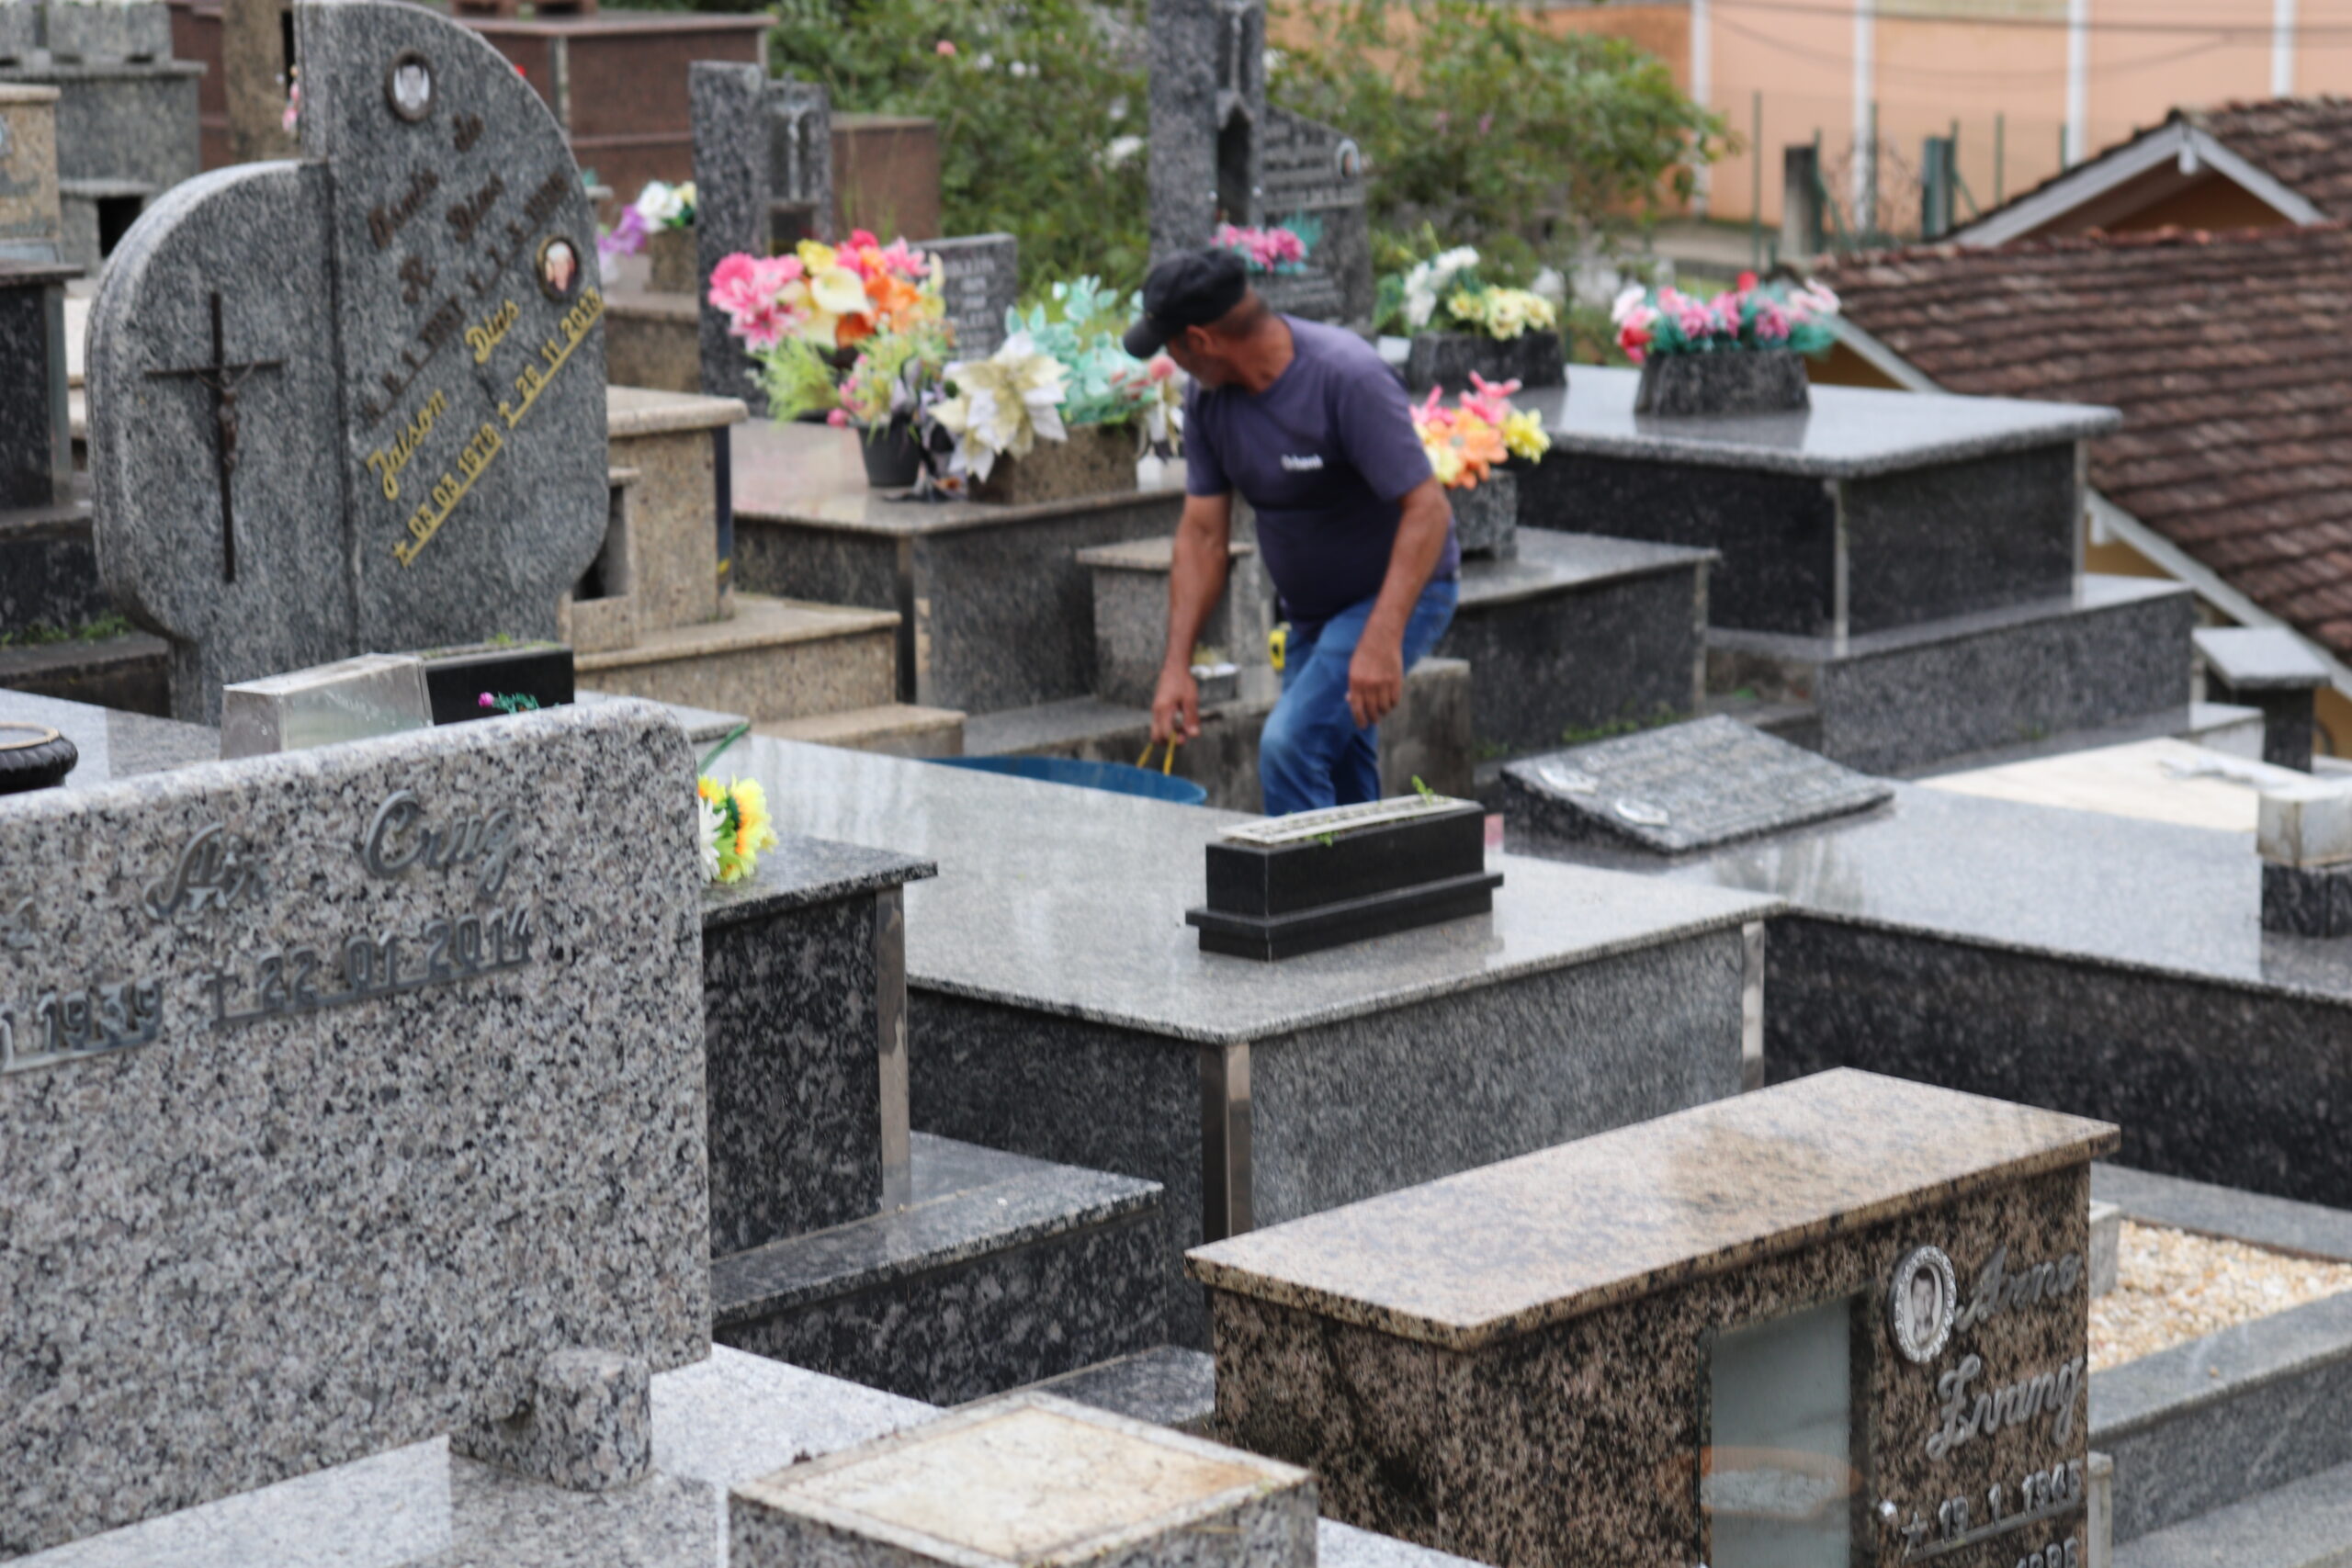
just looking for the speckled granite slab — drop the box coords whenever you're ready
[14,1348,1475,1568]
[0,701,708,1556]
[1499,716,1894,854]
[732,734,1779,1043]
[1514,367,2120,479]
[729,1393,1316,1568]
[1187,1068,2117,1348]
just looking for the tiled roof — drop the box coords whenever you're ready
[1822,223,2352,657]
[2190,96,2352,215]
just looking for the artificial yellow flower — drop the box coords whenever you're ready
[797,241,839,273]
[811,265,869,318]
[696,775,724,806]
[729,777,776,858]
[1501,409,1552,462]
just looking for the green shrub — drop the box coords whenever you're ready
[1272,0,1728,259]
[771,0,1151,292]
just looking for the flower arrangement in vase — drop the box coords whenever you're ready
[926,277,1179,505]
[1410,373,1551,558]
[599,179,697,291]
[1611,273,1838,417]
[1380,244,1566,393]
[1213,217,1320,276]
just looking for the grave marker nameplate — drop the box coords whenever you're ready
[922,231,1016,359]
[1500,715,1894,854]
[85,0,608,724]
[0,700,707,1556]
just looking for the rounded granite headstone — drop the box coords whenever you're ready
[86,0,609,723]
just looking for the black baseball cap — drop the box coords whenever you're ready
[1124,247,1250,358]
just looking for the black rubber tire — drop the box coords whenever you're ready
[0,729,79,794]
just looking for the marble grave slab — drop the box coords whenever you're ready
[85,0,608,722]
[0,701,707,1555]
[1499,715,1894,854]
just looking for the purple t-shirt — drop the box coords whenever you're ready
[1184,316,1454,626]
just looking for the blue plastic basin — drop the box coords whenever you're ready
[929,754,1208,807]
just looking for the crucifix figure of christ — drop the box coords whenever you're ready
[146,291,284,584]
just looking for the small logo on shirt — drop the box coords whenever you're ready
[1280,453,1325,471]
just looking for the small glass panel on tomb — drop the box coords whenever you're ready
[1704,1297,1857,1568]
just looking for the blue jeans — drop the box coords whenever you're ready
[1261,578,1458,817]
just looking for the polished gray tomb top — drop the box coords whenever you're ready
[1522,779,2352,1001]
[2193,626,2332,692]
[0,688,218,787]
[734,734,1780,1043]
[703,833,939,928]
[17,1346,1483,1568]
[1457,527,1715,611]
[1515,366,2120,479]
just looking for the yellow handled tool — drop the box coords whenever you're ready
[1136,738,1180,774]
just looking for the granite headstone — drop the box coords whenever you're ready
[1498,715,1894,854]
[221,0,299,162]
[85,0,609,724]
[922,231,1016,358]
[0,699,707,1556]
[1146,0,1261,259]
[690,61,830,412]
[1256,107,1370,325]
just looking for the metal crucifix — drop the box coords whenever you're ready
[147,292,283,583]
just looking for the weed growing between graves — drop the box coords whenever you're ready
[0,612,131,648]
[1558,704,1684,746]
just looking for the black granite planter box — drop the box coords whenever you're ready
[1447,471,1515,558]
[1405,332,1564,394]
[421,641,575,724]
[1186,796,1502,960]
[1633,348,1809,417]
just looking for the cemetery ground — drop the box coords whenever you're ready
[10,0,2352,1564]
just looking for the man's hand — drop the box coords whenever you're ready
[1347,628,1405,728]
[1151,663,1202,745]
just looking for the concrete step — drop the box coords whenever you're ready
[0,630,168,716]
[571,592,899,724]
[711,1133,1167,1407]
[756,702,965,758]
[2118,1456,2352,1568]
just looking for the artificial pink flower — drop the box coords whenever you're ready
[1756,304,1791,342]
[936,39,956,54]
[1147,354,1179,382]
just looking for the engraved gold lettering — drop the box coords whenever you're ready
[363,387,449,502]
[465,299,520,366]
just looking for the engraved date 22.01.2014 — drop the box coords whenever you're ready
[203,902,536,1031]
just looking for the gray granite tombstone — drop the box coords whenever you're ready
[0,699,707,1557]
[922,231,1016,359]
[1147,0,1261,259]
[691,61,831,412]
[1498,715,1894,854]
[85,0,609,724]
[1255,107,1370,326]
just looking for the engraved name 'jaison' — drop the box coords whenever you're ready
[359,789,520,899]
[369,168,442,252]
[365,387,449,502]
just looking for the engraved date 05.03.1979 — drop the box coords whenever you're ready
[202,902,536,1032]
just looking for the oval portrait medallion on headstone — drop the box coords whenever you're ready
[535,235,582,300]
[1887,1244,1958,1363]
[1334,138,1363,180]
[384,50,434,121]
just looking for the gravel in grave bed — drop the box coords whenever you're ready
[2089,1222,2352,1371]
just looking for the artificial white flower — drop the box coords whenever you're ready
[933,333,1069,480]
[695,794,724,883]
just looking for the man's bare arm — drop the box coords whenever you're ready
[1150,491,1235,743]
[1345,477,1452,728]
